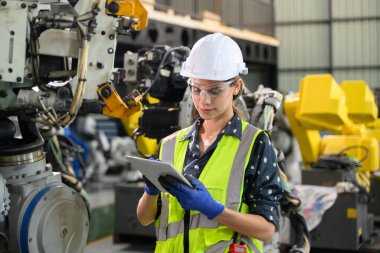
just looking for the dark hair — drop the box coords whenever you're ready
[232,77,246,120]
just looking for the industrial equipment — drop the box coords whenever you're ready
[284,74,379,250]
[284,74,378,182]
[0,0,147,252]
[246,86,310,253]
[121,45,192,157]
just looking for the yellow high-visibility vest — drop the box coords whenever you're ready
[155,120,264,253]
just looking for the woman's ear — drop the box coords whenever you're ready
[233,78,242,95]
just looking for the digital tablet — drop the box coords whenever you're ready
[125,155,194,192]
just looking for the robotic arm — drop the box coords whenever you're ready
[1,0,147,125]
[284,74,379,173]
[0,1,148,252]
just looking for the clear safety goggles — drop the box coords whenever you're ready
[187,78,236,98]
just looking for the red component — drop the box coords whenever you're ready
[229,243,247,253]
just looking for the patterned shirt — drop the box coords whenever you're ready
[179,114,282,227]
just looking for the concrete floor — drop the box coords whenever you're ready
[85,235,156,253]
[84,231,380,253]
[84,176,380,253]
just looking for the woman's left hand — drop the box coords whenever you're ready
[159,175,224,220]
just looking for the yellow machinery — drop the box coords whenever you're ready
[284,74,379,189]
[121,94,161,157]
[367,119,380,141]
[106,0,148,31]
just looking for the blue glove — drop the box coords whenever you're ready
[143,176,160,196]
[143,158,161,196]
[160,175,225,220]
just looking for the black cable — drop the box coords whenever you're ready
[338,145,369,162]
[141,47,190,98]
[311,154,361,171]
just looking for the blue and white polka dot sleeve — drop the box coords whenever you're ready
[243,132,283,227]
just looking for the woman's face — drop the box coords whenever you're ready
[189,78,240,121]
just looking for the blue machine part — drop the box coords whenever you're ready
[20,186,57,253]
[64,128,90,177]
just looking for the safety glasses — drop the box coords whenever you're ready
[187,78,236,98]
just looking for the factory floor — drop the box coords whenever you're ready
[85,233,380,253]
[85,235,155,253]
[84,175,380,253]
[83,175,155,253]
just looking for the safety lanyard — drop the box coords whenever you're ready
[184,210,190,253]
[232,180,246,245]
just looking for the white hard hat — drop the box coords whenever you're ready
[180,33,248,81]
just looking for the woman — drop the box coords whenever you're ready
[137,33,282,253]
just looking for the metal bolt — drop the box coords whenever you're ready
[61,227,67,236]
[128,59,135,65]
[8,68,12,73]
[127,69,135,75]
[28,238,32,242]
[107,48,114,54]
[21,3,26,8]
[107,1,119,14]
[44,196,47,201]
[10,31,14,36]
[100,87,111,98]
[85,221,89,226]
[1,1,7,7]
[109,34,115,40]
[16,77,22,82]
[96,62,104,69]
[72,191,76,195]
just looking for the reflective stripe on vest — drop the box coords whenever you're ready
[157,122,263,253]
[160,131,177,165]
[156,131,178,241]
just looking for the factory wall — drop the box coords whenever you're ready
[129,0,278,89]
[155,0,275,36]
[275,0,380,92]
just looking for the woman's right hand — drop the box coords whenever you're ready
[143,157,161,195]
[143,176,160,196]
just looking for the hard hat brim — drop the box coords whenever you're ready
[180,66,248,81]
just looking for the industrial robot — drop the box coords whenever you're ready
[0,0,147,252]
[121,45,192,157]
[284,74,379,250]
